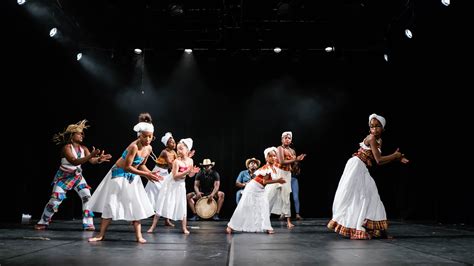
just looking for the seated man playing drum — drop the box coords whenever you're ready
[187,159,225,221]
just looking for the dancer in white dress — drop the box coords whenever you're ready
[88,113,161,243]
[149,138,199,234]
[265,131,305,228]
[327,113,409,239]
[145,132,178,229]
[226,147,286,234]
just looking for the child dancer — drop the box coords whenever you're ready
[145,132,177,228]
[226,147,286,234]
[146,132,196,230]
[148,138,199,234]
[265,131,305,228]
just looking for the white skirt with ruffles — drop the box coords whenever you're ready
[228,180,273,232]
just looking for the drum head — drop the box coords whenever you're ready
[195,196,217,219]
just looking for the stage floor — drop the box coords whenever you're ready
[1,218,473,265]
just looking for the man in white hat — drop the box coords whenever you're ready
[235,157,261,204]
[187,158,225,221]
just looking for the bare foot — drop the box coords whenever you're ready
[88,236,104,242]
[34,224,47,230]
[278,215,285,220]
[146,227,155,233]
[84,226,95,231]
[165,220,175,227]
[137,237,147,244]
[267,230,275,234]
[183,229,190,235]
[295,214,303,220]
[287,222,295,229]
[225,227,232,234]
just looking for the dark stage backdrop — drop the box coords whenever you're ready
[4,2,470,225]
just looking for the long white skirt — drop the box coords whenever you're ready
[144,166,171,212]
[330,157,387,235]
[89,167,155,221]
[154,176,187,221]
[265,168,292,217]
[228,180,273,232]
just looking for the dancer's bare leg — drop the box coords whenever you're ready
[287,217,295,228]
[216,192,225,214]
[88,218,111,242]
[147,214,160,233]
[187,193,197,214]
[165,218,175,227]
[133,220,147,243]
[182,217,190,234]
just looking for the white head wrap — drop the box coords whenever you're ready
[281,131,292,138]
[133,122,154,136]
[368,113,386,129]
[264,146,278,158]
[161,132,173,146]
[179,138,193,150]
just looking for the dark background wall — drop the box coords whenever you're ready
[3,1,470,224]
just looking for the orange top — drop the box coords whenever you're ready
[353,148,375,167]
[253,164,277,186]
[278,146,295,171]
[155,149,177,168]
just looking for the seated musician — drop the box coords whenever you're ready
[235,157,260,204]
[187,159,225,221]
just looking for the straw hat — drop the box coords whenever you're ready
[245,157,261,168]
[199,158,215,166]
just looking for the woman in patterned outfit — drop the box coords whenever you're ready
[327,114,409,239]
[35,119,112,231]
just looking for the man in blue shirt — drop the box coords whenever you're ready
[235,157,260,204]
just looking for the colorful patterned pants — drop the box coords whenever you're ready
[37,177,94,229]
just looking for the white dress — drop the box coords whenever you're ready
[265,167,292,217]
[328,141,388,239]
[88,151,155,221]
[145,165,172,212]
[227,164,275,232]
[153,165,188,221]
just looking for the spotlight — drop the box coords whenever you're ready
[49,27,57,37]
[274,47,282,53]
[405,29,413,39]
[134,48,142,55]
[276,1,289,16]
[17,0,26,5]
[184,49,193,54]
[383,54,389,62]
[76,53,82,61]
[441,0,450,6]
[168,3,184,16]
[325,46,335,52]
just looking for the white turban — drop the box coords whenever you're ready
[264,146,278,158]
[281,131,292,138]
[133,122,154,136]
[161,132,173,146]
[179,138,193,150]
[369,113,386,129]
